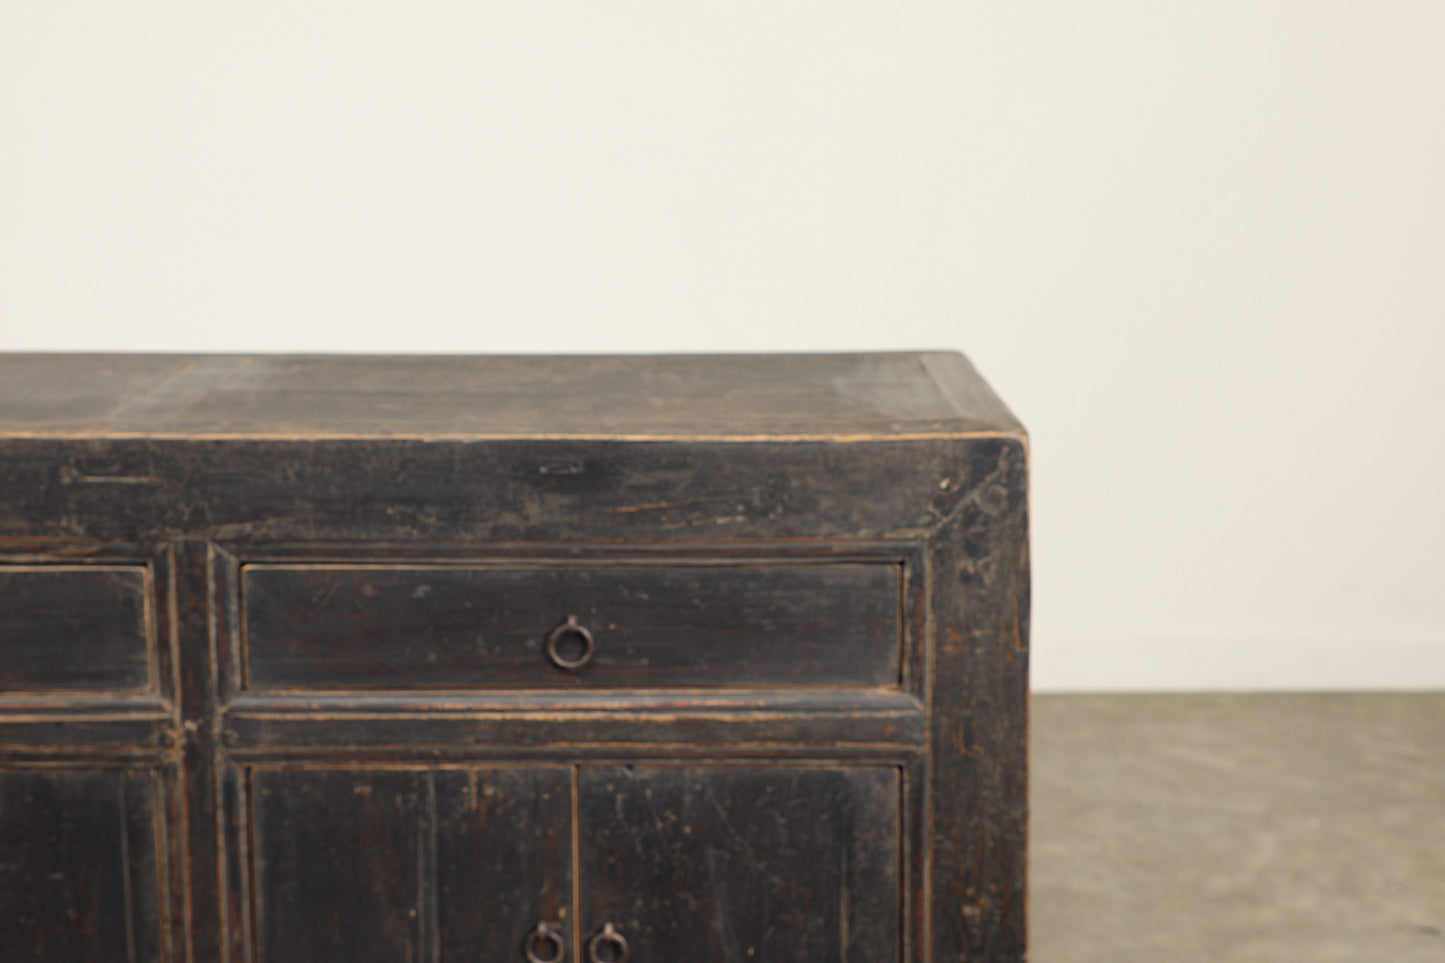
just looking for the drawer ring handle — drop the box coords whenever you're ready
[546,615,596,671]
[588,923,629,963]
[525,922,566,963]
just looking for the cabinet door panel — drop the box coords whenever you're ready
[579,766,899,963]
[435,768,573,962]
[0,768,165,962]
[251,767,572,963]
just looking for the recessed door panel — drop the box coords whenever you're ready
[251,767,572,963]
[435,768,574,962]
[0,768,165,962]
[578,766,900,963]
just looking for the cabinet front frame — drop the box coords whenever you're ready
[206,537,932,963]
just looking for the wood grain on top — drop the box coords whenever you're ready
[0,352,1021,439]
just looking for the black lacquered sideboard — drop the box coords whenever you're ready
[0,352,1029,963]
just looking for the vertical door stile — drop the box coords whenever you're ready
[571,764,583,963]
[175,537,222,963]
[418,769,439,963]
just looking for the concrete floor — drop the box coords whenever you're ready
[1030,694,1445,962]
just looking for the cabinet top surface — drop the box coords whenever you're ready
[0,352,1022,440]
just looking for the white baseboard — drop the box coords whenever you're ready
[1030,634,1445,692]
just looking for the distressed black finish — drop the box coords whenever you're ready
[0,566,151,693]
[578,765,900,963]
[0,767,168,963]
[249,766,573,963]
[0,352,1029,963]
[242,562,900,689]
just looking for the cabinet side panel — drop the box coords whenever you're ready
[928,437,1030,962]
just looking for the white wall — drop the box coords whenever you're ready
[3,2,1443,689]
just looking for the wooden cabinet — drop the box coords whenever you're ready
[0,353,1029,962]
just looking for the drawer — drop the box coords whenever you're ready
[0,566,152,693]
[241,562,901,689]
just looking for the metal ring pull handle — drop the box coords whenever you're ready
[525,922,566,963]
[587,923,629,963]
[545,615,596,671]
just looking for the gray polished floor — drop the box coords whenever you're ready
[1031,694,1445,962]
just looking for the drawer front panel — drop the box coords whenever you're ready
[242,562,901,689]
[0,566,151,693]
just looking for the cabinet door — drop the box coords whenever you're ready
[250,767,572,963]
[578,766,900,963]
[0,768,167,962]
